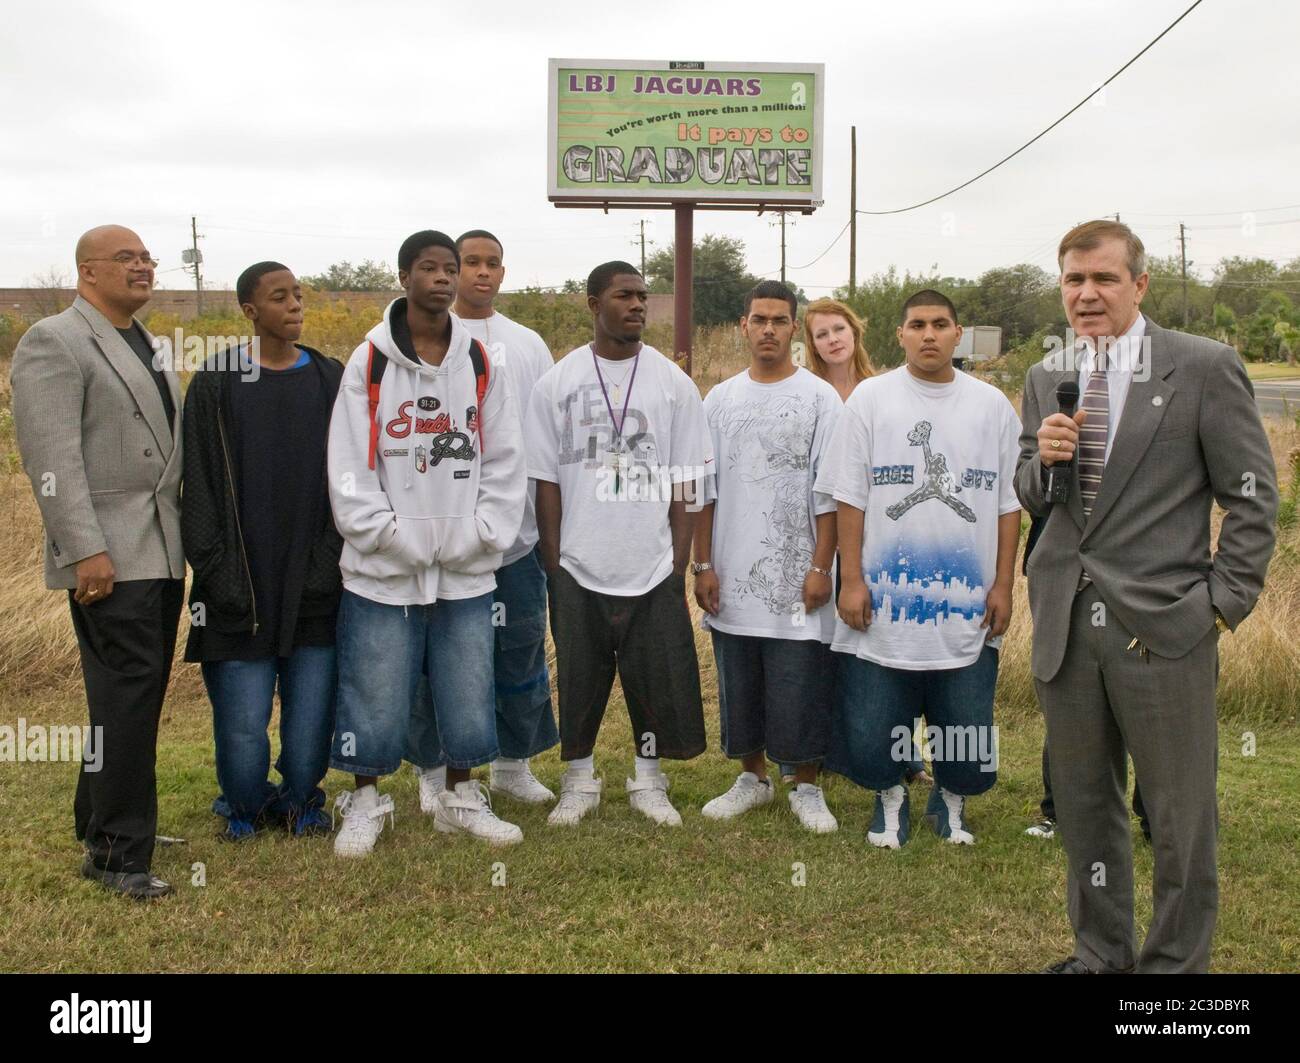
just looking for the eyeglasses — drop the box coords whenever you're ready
[83,253,159,268]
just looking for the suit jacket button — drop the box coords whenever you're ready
[134,411,143,419]
[144,448,153,457]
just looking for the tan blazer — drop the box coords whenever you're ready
[10,295,184,589]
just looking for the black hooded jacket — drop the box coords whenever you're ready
[181,345,344,656]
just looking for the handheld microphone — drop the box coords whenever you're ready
[1047,379,1079,504]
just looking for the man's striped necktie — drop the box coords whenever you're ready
[1078,355,1111,520]
[1076,351,1111,590]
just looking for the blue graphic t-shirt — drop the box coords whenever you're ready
[814,366,1022,669]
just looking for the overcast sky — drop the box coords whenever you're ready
[2,0,1297,294]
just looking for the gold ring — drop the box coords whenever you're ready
[1050,439,1062,449]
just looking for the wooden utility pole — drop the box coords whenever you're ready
[849,125,857,299]
[190,215,204,316]
[632,219,649,276]
[780,211,788,284]
[1179,222,1189,327]
[674,204,694,376]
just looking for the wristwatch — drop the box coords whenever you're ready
[691,562,713,575]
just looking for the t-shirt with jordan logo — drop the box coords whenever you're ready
[525,343,712,597]
[814,366,1021,670]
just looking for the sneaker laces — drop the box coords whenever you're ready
[443,780,495,815]
[716,774,763,809]
[332,791,394,832]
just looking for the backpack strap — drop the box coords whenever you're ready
[468,337,490,455]
[365,341,388,471]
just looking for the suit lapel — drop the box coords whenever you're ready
[75,296,175,459]
[1079,316,1175,540]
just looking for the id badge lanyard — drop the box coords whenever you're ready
[591,345,641,496]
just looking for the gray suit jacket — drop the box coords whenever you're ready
[1015,315,1278,682]
[10,295,184,589]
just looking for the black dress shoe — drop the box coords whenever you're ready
[81,856,173,899]
[1042,955,1095,974]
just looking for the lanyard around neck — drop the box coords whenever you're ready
[590,344,641,444]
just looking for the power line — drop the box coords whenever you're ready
[1116,202,1300,219]
[855,0,1207,216]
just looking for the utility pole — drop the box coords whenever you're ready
[1179,222,1189,328]
[770,210,791,285]
[849,125,857,299]
[780,211,787,284]
[630,219,650,276]
[185,215,205,316]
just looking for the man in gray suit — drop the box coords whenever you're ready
[1016,220,1278,973]
[11,225,185,899]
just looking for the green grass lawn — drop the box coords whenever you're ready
[2,687,1296,973]
[1246,362,1300,380]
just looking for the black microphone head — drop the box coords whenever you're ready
[1056,379,1080,416]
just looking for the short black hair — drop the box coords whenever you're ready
[587,260,643,299]
[398,230,458,274]
[900,289,958,325]
[456,229,504,257]
[236,261,292,306]
[744,279,797,318]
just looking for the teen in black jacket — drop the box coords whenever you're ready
[180,263,345,840]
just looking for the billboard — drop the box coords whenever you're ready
[548,59,824,208]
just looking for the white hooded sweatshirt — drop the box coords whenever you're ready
[328,299,525,605]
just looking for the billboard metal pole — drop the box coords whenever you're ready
[675,203,694,377]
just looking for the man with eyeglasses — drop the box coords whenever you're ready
[11,225,185,899]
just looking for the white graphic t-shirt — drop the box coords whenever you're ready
[814,366,1022,670]
[525,343,713,596]
[701,367,840,643]
[456,310,555,565]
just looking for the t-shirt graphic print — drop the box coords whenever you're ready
[815,366,1021,670]
[702,367,839,642]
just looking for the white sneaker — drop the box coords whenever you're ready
[433,781,523,846]
[490,759,555,805]
[927,786,976,845]
[701,771,774,820]
[867,784,910,849]
[788,782,839,833]
[547,771,603,827]
[626,773,682,826]
[416,765,446,814]
[332,786,395,858]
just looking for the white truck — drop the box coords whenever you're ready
[955,325,1002,363]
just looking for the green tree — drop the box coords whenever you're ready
[1213,303,1238,348]
[645,234,759,326]
[301,259,398,291]
[1211,256,1281,320]
[955,264,1057,346]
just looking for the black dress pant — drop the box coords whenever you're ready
[68,578,184,874]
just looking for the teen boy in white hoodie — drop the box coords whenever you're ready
[327,230,527,857]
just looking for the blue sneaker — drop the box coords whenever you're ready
[925,785,975,844]
[291,807,332,838]
[219,817,257,843]
[867,784,910,848]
